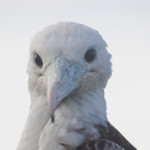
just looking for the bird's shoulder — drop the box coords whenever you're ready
[63,122,137,150]
[95,122,137,150]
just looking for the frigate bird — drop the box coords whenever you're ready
[17,22,136,150]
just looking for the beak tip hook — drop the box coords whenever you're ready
[51,114,55,123]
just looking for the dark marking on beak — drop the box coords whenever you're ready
[51,114,55,123]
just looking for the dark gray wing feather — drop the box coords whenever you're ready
[96,122,137,150]
[62,122,137,150]
[76,139,125,150]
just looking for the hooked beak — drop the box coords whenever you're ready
[46,57,84,122]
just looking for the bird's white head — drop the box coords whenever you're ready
[27,22,112,122]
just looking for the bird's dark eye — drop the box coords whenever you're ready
[33,53,43,67]
[84,49,96,62]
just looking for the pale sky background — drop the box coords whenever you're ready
[0,0,150,149]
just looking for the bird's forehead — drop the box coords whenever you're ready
[30,22,105,61]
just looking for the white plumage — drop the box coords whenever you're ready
[17,22,136,150]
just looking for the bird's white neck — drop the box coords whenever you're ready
[17,87,107,150]
[16,96,50,150]
[39,87,107,149]
[56,87,107,125]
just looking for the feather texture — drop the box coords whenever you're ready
[61,122,136,150]
[17,22,136,150]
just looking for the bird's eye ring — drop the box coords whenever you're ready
[84,49,96,62]
[33,52,43,67]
